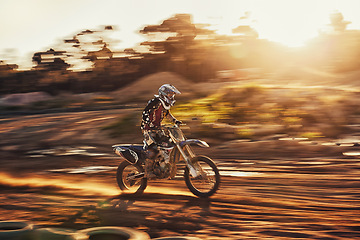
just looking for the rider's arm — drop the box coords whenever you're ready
[166,110,176,122]
[166,110,182,125]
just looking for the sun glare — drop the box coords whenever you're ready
[1,0,360,69]
[254,5,330,47]
[197,0,358,48]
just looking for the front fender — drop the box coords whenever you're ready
[180,139,209,148]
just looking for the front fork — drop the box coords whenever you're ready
[175,143,200,177]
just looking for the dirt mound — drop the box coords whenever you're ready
[270,67,360,90]
[112,72,193,103]
[0,92,52,106]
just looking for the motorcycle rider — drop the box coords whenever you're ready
[141,84,182,178]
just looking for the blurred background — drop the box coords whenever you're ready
[1,1,360,239]
[1,0,360,142]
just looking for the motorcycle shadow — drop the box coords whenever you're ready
[105,192,212,211]
[96,193,212,233]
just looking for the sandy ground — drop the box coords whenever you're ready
[1,108,360,239]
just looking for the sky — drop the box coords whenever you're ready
[1,0,360,70]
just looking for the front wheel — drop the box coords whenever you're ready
[116,161,147,195]
[184,156,220,198]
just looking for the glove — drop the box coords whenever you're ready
[175,120,183,125]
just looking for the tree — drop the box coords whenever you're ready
[329,11,351,33]
[62,26,118,71]
[232,12,258,39]
[32,26,119,72]
[139,14,218,81]
[140,14,214,53]
[32,48,69,71]
[305,11,360,72]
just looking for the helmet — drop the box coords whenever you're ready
[158,84,181,109]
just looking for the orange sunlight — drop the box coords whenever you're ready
[251,1,330,47]
[0,172,119,196]
[205,0,360,48]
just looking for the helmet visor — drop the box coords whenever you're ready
[167,92,175,100]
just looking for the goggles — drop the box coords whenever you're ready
[167,92,175,99]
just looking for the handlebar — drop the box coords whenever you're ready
[162,123,186,128]
[160,124,179,130]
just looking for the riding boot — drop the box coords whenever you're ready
[145,150,157,179]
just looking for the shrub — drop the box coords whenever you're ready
[300,131,324,140]
[101,112,141,138]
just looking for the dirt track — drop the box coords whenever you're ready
[1,109,360,239]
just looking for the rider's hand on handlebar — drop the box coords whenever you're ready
[175,120,183,125]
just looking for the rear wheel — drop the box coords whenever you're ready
[116,161,147,194]
[184,156,220,198]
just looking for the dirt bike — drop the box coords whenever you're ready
[112,124,220,198]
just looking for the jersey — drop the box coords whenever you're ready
[141,97,175,130]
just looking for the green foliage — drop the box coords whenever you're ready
[173,84,267,125]
[101,112,141,138]
[173,84,358,140]
[236,128,253,139]
[300,132,324,140]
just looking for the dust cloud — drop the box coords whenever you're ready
[0,172,119,196]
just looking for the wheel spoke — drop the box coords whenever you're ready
[123,166,142,191]
[191,165,216,192]
[185,156,220,197]
[117,161,147,194]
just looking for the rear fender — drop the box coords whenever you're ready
[113,145,140,164]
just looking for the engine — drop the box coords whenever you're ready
[153,148,172,178]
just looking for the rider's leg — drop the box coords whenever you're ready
[144,144,158,179]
